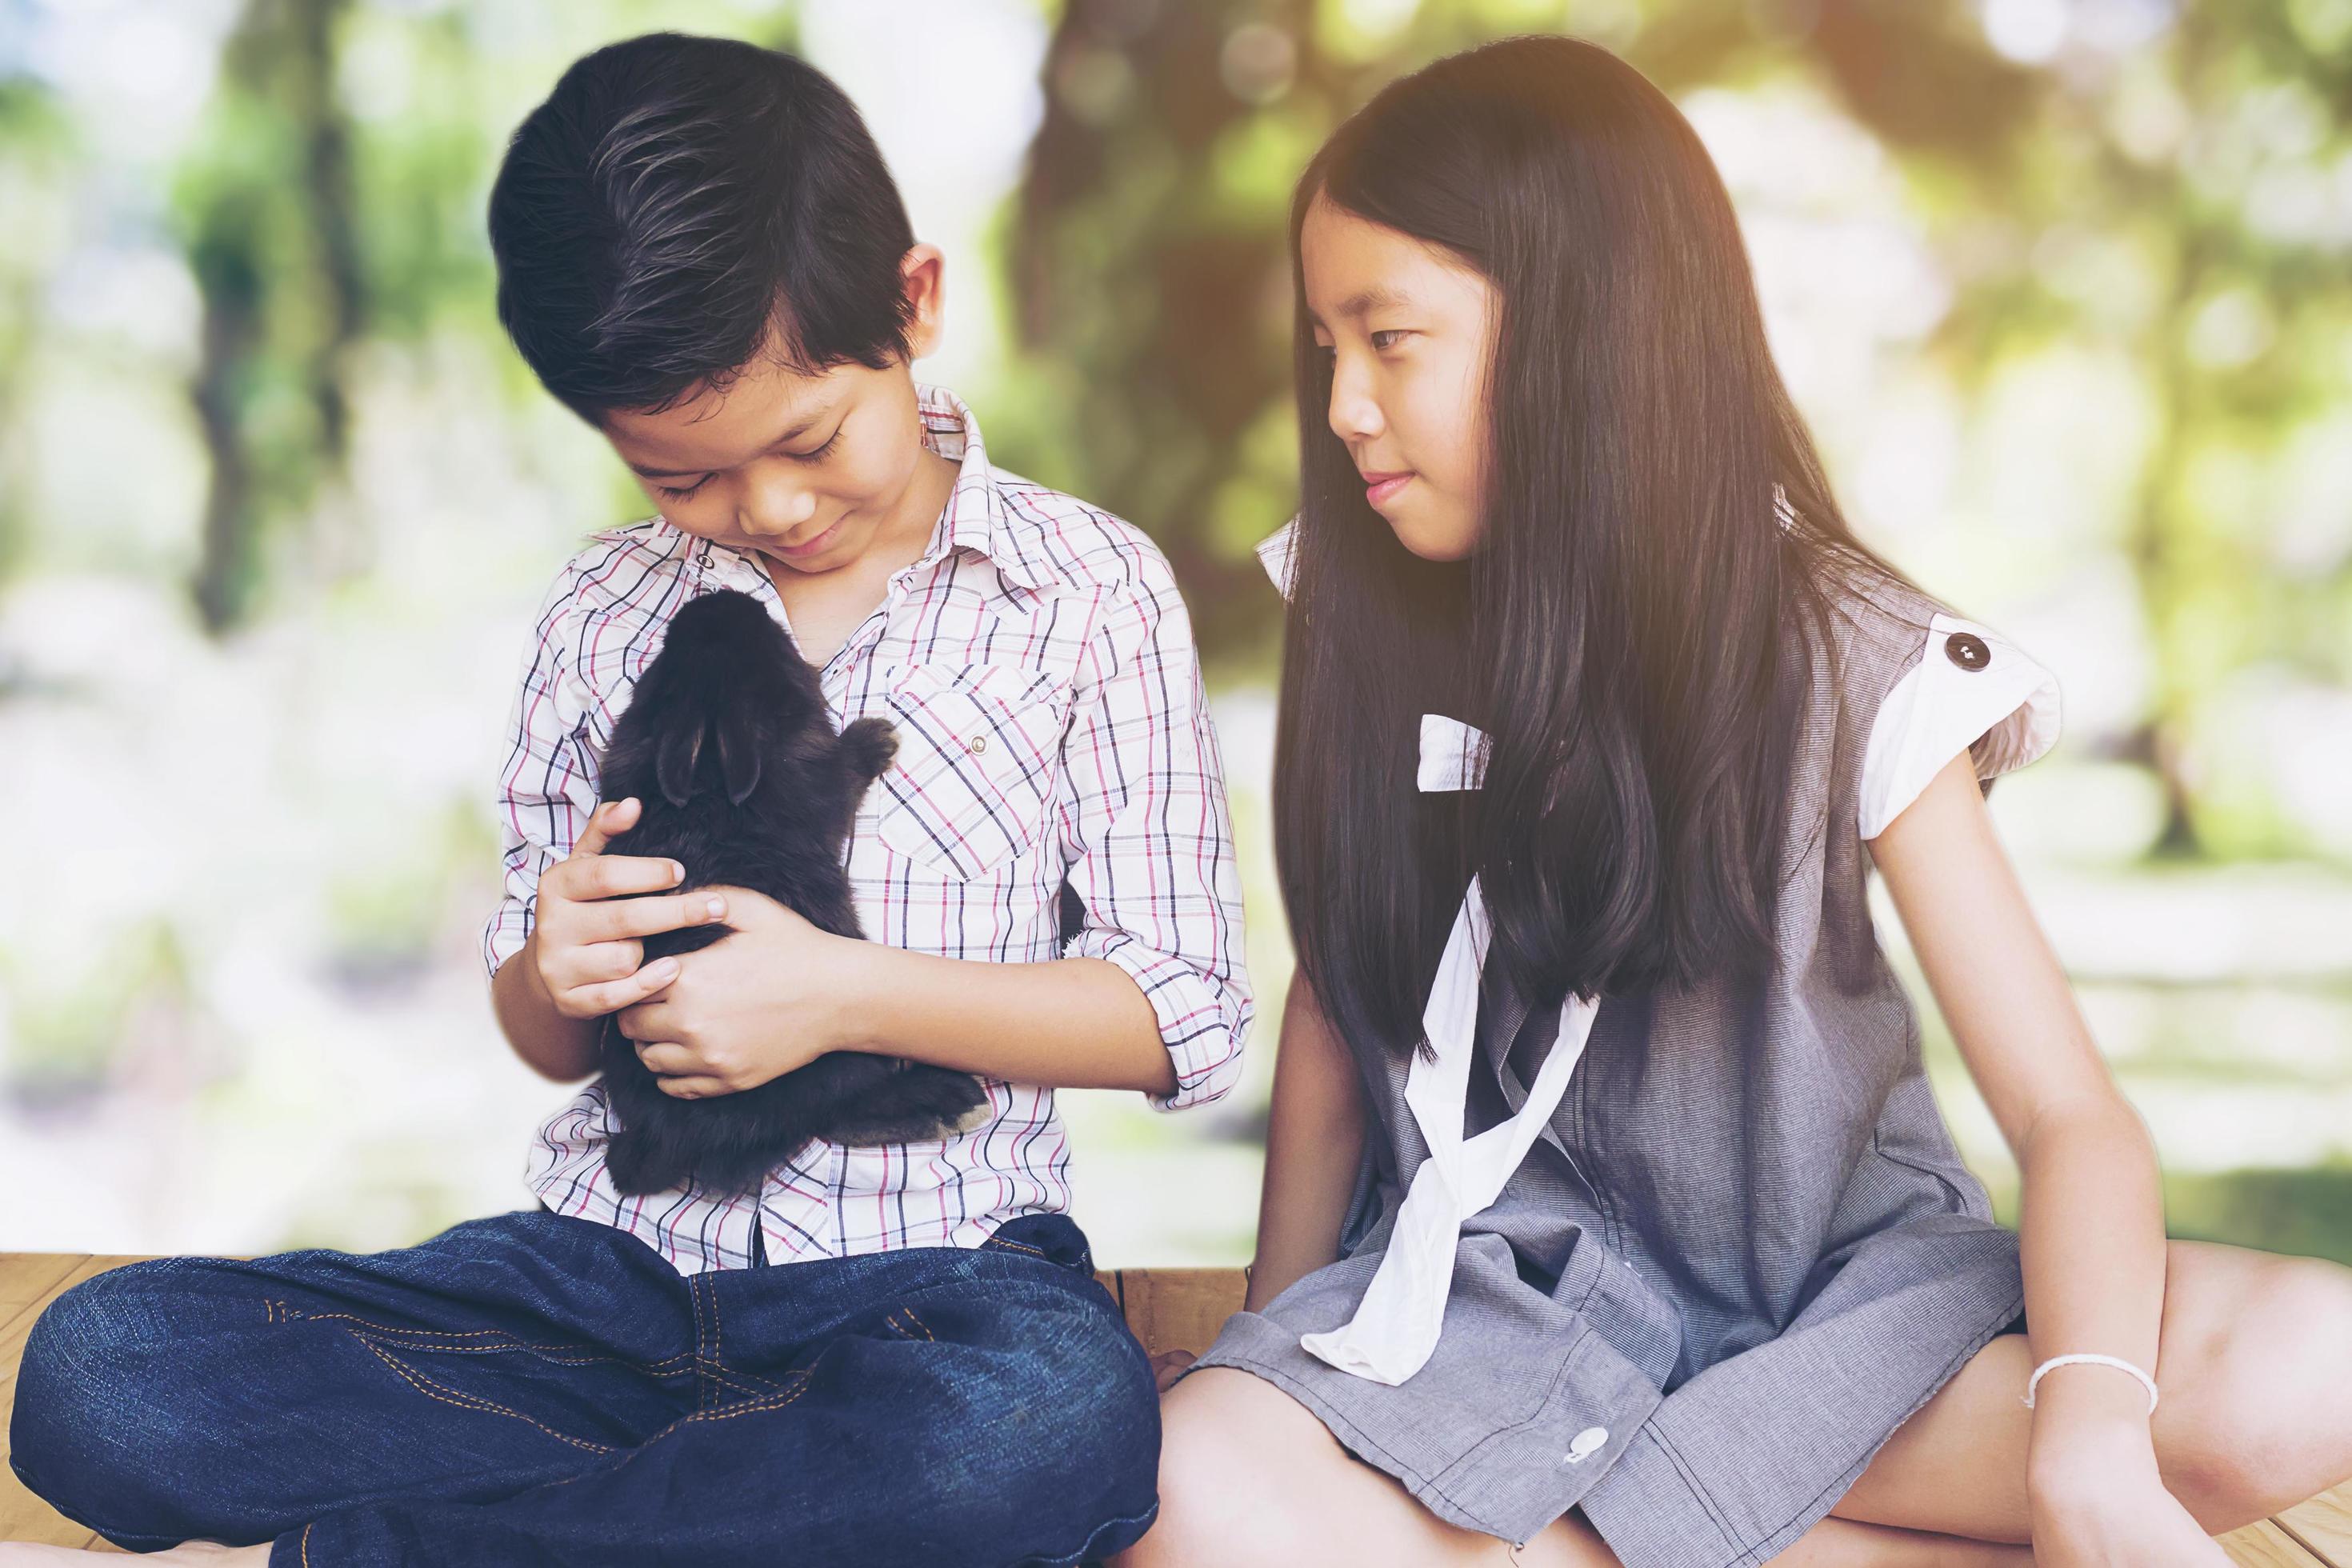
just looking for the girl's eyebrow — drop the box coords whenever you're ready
[1307,284,1414,332]
[1338,284,1412,320]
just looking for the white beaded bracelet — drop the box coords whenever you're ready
[2022,1353,2160,1414]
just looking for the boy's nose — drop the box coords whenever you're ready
[738,468,819,538]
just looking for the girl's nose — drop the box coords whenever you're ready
[737,463,819,538]
[1327,354,1385,445]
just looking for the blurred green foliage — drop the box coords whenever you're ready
[0,0,2348,1261]
[1001,0,2352,853]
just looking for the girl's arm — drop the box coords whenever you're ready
[1870,752,2178,1515]
[1244,978,1368,1313]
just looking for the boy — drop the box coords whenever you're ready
[6,33,1248,1567]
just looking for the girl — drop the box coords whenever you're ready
[1126,34,2352,1568]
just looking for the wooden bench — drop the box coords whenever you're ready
[5,1254,2347,1561]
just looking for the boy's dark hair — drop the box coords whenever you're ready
[487,33,918,420]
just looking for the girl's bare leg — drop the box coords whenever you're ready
[0,1545,267,1566]
[1834,1241,2352,1541]
[1121,1368,2027,1567]
[1126,1242,2352,1566]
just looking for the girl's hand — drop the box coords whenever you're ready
[2030,1474,2230,1566]
[531,798,730,1020]
[614,886,862,1098]
[1149,1350,1197,1394]
[2027,1408,2231,1567]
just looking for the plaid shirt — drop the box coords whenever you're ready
[484,386,1250,1274]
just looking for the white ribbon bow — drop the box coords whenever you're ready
[1298,718,1599,1387]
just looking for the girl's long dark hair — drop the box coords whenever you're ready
[1276,35,1906,1058]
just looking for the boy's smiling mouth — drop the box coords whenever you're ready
[774,519,844,558]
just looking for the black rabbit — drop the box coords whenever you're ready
[592,588,991,1196]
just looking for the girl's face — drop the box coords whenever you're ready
[602,248,950,579]
[1301,197,1498,561]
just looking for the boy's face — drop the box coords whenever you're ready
[602,249,948,579]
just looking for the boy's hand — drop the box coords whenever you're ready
[615,887,863,1098]
[531,798,730,1021]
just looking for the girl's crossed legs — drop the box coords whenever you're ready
[1126,1241,2352,1566]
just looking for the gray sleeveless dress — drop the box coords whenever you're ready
[1190,528,2062,1568]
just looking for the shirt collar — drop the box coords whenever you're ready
[910,382,1058,593]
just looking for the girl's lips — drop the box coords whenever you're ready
[1364,471,1414,506]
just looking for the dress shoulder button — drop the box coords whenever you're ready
[1944,631,1991,671]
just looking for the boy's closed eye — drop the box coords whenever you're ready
[646,422,850,503]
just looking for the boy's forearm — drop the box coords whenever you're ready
[1246,982,1366,1312]
[836,943,1177,1096]
[492,932,602,1083]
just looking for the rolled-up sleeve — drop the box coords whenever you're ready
[1054,553,1252,1111]
[482,565,602,985]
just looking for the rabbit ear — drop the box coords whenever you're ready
[715,720,762,805]
[655,720,706,808]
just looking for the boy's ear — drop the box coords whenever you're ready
[900,243,946,360]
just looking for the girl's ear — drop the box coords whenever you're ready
[899,243,946,360]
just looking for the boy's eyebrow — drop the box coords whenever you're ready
[624,399,846,478]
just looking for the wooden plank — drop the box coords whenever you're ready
[0,1256,86,1339]
[2223,1520,2329,1567]
[1,1258,146,1548]
[1117,1268,1246,1360]
[2278,1481,2352,1567]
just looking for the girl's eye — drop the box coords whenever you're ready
[656,475,712,503]
[1370,329,1409,350]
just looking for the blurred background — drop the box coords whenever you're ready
[1,0,2348,1268]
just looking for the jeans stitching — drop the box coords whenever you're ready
[688,1275,711,1411]
[354,1336,618,1456]
[901,1306,938,1342]
[274,1302,699,1374]
[1024,1498,1160,1568]
[531,1369,819,1497]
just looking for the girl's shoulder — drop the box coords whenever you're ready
[1810,566,2062,840]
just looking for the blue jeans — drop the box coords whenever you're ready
[7,1208,1158,1566]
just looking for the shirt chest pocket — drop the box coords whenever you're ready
[872,663,1071,879]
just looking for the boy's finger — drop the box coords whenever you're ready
[631,1040,699,1076]
[570,854,687,902]
[597,892,727,942]
[654,1074,731,1100]
[565,956,678,1018]
[569,798,640,860]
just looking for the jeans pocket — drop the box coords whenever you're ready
[978,1213,1094,1275]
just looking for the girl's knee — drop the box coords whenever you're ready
[2161,1254,2352,1521]
[1127,1372,1311,1568]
